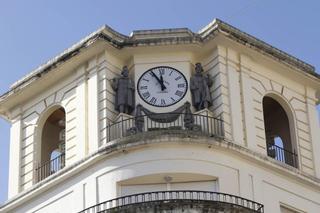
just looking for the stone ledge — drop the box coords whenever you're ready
[1,131,320,211]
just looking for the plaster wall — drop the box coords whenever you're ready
[3,143,320,213]
[4,43,320,213]
[8,52,107,196]
[214,45,320,177]
[18,74,79,192]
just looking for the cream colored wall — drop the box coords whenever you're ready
[201,49,232,140]
[3,142,320,213]
[18,74,79,192]
[4,42,320,212]
[214,45,319,176]
[7,52,109,197]
[98,51,123,146]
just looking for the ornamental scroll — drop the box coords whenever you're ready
[133,102,195,132]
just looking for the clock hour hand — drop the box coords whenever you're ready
[160,74,166,91]
[151,71,166,90]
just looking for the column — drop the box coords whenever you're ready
[306,92,320,177]
[239,54,257,151]
[8,115,22,198]
[226,48,245,145]
[76,66,88,159]
[87,68,99,153]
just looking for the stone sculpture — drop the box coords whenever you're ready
[190,63,213,111]
[111,66,135,114]
[135,104,145,132]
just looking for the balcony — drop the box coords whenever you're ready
[35,153,65,182]
[79,190,264,213]
[106,112,224,143]
[266,142,298,168]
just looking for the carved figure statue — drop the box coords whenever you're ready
[111,66,135,114]
[190,63,213,111]
[135,104,144,132]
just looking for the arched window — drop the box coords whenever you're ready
[263,96,298,167]
[36,107,66,182]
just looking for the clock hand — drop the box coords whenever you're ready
[160,74,166,91]
[151,71,166,90]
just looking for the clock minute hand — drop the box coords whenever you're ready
[151,71,166,90]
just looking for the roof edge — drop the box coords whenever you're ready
[199,19,316,76]
[10,25,112,90]
[1,19,318,105]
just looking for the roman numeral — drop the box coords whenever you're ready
[169,70,173,76]
[161,99,166,105]
[158,68,165,75]
[142,92,150,99]
[150,97,157,104]
[139,86,148,90]
[171,97,176,102]
[142,78,149,82]
[175,76,182,81]
[178,83,185,88]
[175,90,183,97]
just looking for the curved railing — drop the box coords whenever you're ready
[79,190,264,213]
[106,112,224,142]
[267,142,298,168]
[35,153,65,182]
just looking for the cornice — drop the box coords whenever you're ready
[0,19,318,110]
[1,132,320,212]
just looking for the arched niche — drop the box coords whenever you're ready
[262,94,298,167]
[35,105,66,181]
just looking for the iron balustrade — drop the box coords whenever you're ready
[79,190,264,213]
[106,112,224,143]
[35,153,65,182]
[267,143,298,168]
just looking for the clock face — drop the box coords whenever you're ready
[137,66,188,107]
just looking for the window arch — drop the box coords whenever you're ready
[262,95,298,167]
[35,106,66,182]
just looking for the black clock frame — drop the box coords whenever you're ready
[137,66,188,107]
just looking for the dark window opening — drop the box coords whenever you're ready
[36,107,66,182]
[263,97,297,167]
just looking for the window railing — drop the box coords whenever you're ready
[106,112,224,143]
[35,153,65,182]
[79,190,264,213]
[266,143,298,168]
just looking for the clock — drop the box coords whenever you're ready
[137,66,188,107]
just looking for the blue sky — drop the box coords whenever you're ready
[0,0,320,204]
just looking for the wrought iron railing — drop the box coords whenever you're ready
[106,112,224,142]
[79,190,264,213]
[267,143,298,168]
[35,153,65,182]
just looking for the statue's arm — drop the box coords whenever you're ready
[206,74,213,87]
[110,78,118,91]
[129,80,135,90]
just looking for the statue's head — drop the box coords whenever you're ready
[121,66,129,77]
[195,63,203,74]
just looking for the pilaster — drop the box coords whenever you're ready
[8,114,22,198]
[87,65,100,153]
[75,66,88,159]
[305,88,320,177]
[239,54,257,152]
[225,48,245,145]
